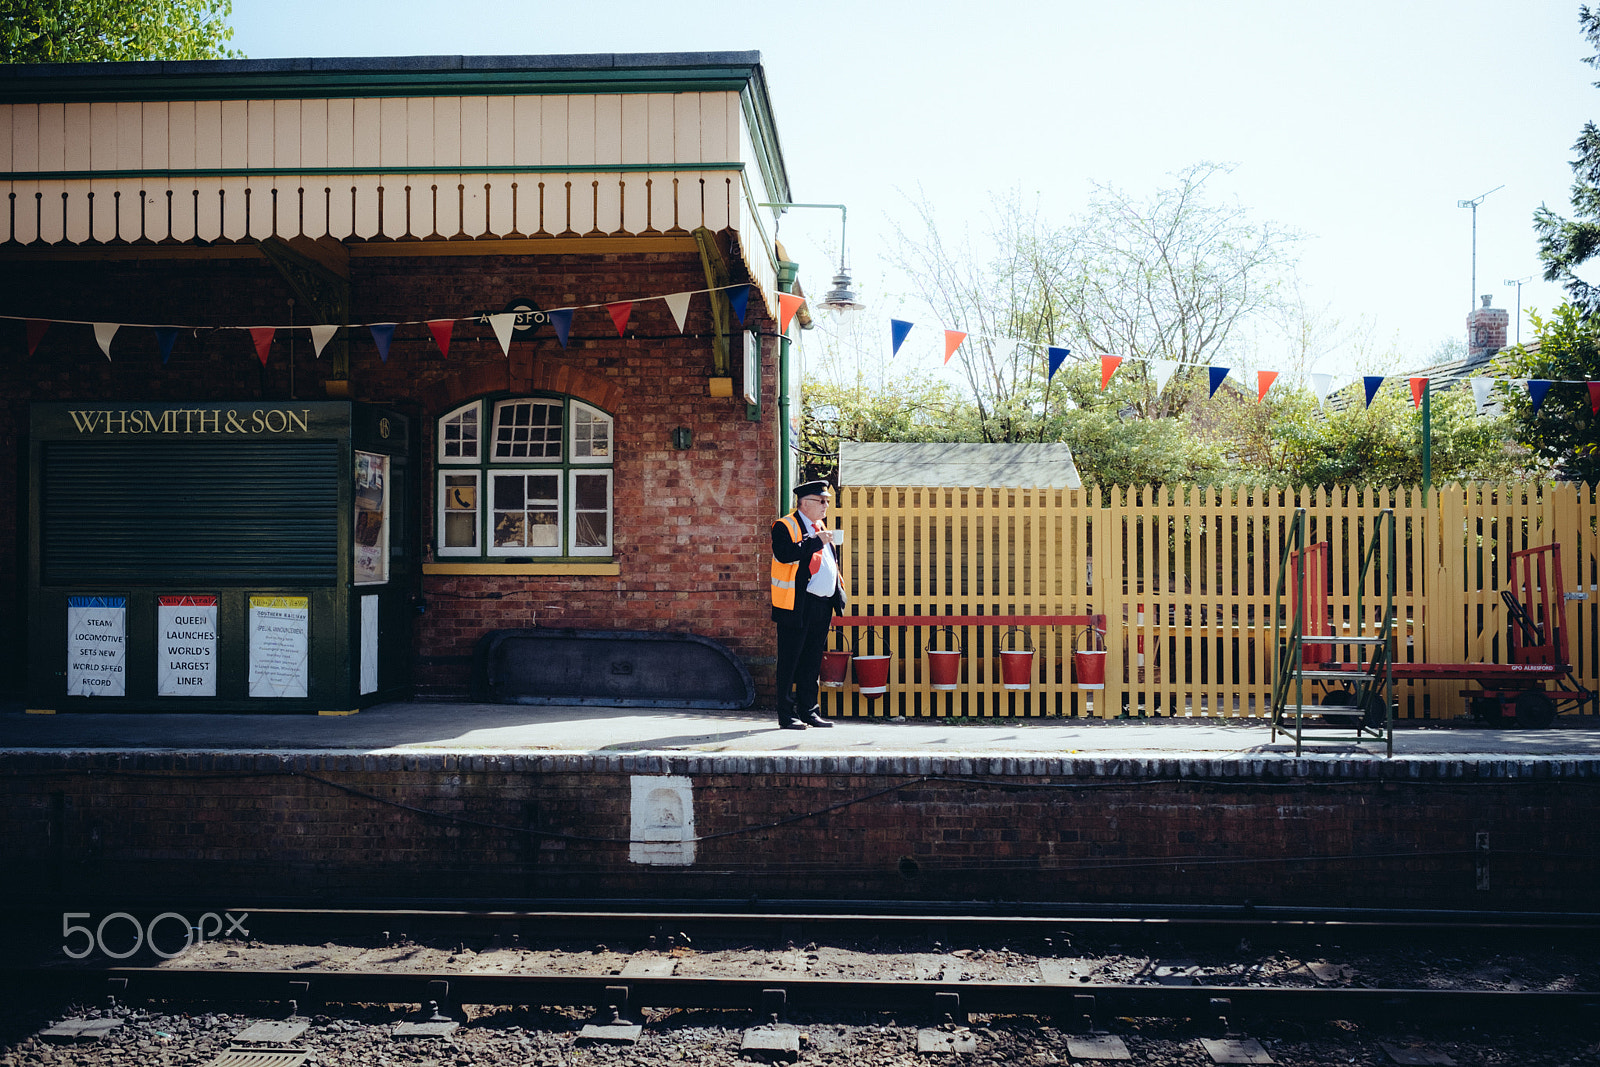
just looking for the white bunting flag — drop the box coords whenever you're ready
[94,322,120,360]
[1150,359,1179,397]
[1308,373,1334,406]
[1471,378,1494,416]
[663,292,692,333]
[309,324,339,357]
[488,313,517,356]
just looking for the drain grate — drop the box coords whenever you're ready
[204,1048,310,1067]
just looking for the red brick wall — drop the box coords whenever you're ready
[0,238,782,701]
[3,755,1596,908]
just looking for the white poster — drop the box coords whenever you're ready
[158,595,218,697]
[248,595,309,698]
[360,594,378,695]
[67,595,126,697]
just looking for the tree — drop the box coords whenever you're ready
[1534,6,1600,315]
[1043,162,1304,419]
[799,371,981,482]
[2,0,239,64]
[1495,303,1600,481]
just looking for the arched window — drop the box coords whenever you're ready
[436,395,613,558]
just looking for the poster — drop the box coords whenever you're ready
[67,595,126,697]
[157,595,218,696]
[354,451,389,585]
[248,595,309,698]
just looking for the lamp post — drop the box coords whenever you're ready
[1457,185,1503,310]
[1504,275,1533,345]
[757,201,864,505]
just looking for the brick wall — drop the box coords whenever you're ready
[0,237,782,701]
[3,754,1596,909]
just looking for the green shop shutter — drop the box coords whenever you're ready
[41,439,340,584]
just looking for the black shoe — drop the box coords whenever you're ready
[778,717,808,730]
[802,709,833,728]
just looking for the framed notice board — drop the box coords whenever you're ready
[26,401,412,713]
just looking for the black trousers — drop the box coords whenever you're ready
[774,591,835,716]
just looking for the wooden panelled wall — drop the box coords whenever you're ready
[821,483,1600,720]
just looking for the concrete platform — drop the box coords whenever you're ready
[5,699,1600,761]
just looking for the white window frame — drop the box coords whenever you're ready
[568,468,613,556]
[437,400,482,465]
[570,400,613,464]
[487,468,565,557]
[436,469,482,557]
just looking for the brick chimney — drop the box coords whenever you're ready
[1467,294,1508,358]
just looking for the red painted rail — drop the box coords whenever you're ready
[834,615,1106,629]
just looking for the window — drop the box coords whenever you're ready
[436,396,613,559]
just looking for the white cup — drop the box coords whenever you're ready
[827,528,846,547]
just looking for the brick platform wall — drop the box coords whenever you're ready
[4,754,1597,910]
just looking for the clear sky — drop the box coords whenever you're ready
[228,0,1596,385]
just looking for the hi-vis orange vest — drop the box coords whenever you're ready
[770,513,804,611]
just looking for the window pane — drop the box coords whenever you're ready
[527,510,560,547]
[444,512,477,548]
[441,405,479,460]
[493,476,526,509]
[574,473,608,510]
[493,512,526,547]
[528,474,559,503]
[573,404,611,459]
[493,400,561,460]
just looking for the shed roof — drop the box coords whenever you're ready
[839,442,1082,490]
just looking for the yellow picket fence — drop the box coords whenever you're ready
[820,482,1600,720]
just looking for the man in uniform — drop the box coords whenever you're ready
[770,479,846,729]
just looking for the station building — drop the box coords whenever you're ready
[0,52,802,712]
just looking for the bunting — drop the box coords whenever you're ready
[1257,370,1278,401]
[1047,346,1070,380]
[94,322,119,360]
[663,292,692,333]
[1100,355,1122,389]
[26,318,49,356]
[1528,379,1554,415]
[943,330,965,364]
[488,313,517,356]
[728,285,750,325]
[427,320,453,358]
[1150,359,1179,398]
[1409,377,1427,409]
[1363,376,1384,408]
[249,327,275,366]
[155,327,178,364]
[368,324,395,364]
[1209,366,1230,397]
[606,302,633,338]
[1590,383,1600,415]
[310,324,339,357]
[890,319,914,357]
[777,292,804,335]
[1472,379,1496,416]
[550,308,574,349]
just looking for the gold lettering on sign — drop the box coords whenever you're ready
[64,408,315,435]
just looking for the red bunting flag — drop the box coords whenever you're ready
[778,292,804,335]
[1100,355,1123,390]
[249,327,275,366]
[943,330,966,364]
[1257,370,1278,401]
[1409,377,1427,409]
[606,301,633,337]
[1589,383,1600,414]
[427,319,454,358]
[25,319,49,355]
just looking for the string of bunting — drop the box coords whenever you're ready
[888,317,1600,415]
[4,282,810,367]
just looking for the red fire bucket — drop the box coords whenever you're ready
[926,627,963,690]
[999,628,1034,690]
[1074,626,1107,690]
[819,649,851,688]
[853,655,891,696]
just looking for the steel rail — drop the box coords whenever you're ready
[3,967,1594,1025]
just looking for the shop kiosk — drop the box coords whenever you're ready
[26,401,413,713]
